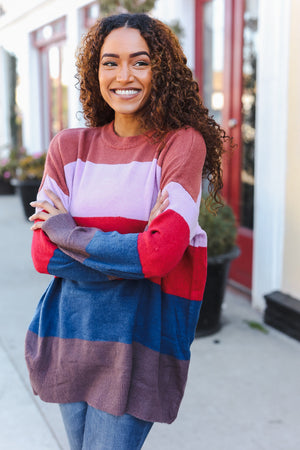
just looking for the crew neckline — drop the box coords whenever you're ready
[101,121,154,149]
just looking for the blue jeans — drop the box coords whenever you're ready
[59,402,153,450]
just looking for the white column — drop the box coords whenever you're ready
[25,37,45,153]
[65,7,85,129]
[152,0,195,70]
[252,0,291,310]
[0,47,11,155]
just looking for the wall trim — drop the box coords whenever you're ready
[252,0,291,310]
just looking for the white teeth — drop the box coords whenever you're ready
[114,89,139,95]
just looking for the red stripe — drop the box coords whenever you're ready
[138,210,190,278]
[31,228,56,274]
[150,245,207,301]
[74,216,147,234]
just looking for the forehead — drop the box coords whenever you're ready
[100,27,149,56]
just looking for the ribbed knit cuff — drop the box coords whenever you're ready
[42,213,76,247]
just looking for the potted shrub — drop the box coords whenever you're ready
[195,197,240,337]
[0,148,18,195]
[11,151,46,219]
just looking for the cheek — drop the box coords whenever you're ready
[98,75,108,99]
[144,73,152,95]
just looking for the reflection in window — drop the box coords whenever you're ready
[202,0,225,124]
[49,45,68,137]
[83,1,100,30]
[240,0,258,229]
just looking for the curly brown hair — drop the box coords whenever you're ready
[76,13,229,206]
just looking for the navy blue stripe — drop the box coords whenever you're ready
[29,278,201,360]
[47,248,110,282]
[84,230,144,279]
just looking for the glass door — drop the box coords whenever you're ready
[195,0,258,290]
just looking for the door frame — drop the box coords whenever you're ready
[195,0,253,290]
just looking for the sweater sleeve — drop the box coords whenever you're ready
[41,128,206,279]
[31,132,109,282]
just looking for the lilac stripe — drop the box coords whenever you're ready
[164,182,207,247]
[64,159,161,221]
[25,331,189,424]
[37,175,69,210]
[164,181,200,238]
[190,224,207,247]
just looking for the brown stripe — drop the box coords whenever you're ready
[25,331,189,424]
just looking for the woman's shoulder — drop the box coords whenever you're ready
[47,127,108,167]
[166,126,206,149]
[49,126,108,156]
[163,126,206,158]
[52,127,102,144]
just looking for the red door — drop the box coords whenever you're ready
[195,0,258,290]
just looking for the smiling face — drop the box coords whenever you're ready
[98,27,152,127]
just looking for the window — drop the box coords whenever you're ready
[82,2,99,31]
[32,17,68,144]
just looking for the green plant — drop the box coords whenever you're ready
[0,148,46,183]
[98,0,156,15]
[199,197,237,257]
[16,152,46,181]
[97,0,184,40]
[0,148,19,181]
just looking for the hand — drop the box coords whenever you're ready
[29,189,67,230]
[147,189,169,228]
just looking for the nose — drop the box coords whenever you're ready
[116,63,134,82]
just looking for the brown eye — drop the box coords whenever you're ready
[102,61,117,67]
[134,60,149,67]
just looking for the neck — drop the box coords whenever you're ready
[114,114,146,137]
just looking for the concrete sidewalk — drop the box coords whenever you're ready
[1,193,300,450]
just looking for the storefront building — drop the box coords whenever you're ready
[1,0,299,334]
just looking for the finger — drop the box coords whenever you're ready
[148,198,169,226]
[44,189,67,212]
[155,190,168,211]
[28,211,49,222]
[160,197,169,211]
[154,198,169,218]
[30,221,44,231]
[160,189,168,202]
[151,190,168,215]
[30,199,57,214]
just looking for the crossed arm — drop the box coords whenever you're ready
[29,189,169,231]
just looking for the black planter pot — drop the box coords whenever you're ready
[195,246,240,337]
[0,179,15,195]
[13,179,41,220]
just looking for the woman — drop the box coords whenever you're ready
[26,13,226,450]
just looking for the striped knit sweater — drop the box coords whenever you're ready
[25,121,207,424]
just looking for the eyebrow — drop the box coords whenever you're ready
[101,51,150,60]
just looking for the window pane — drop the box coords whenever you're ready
[48,44,68,138]
[240,0,258,229]
[203,0,225,124]
[49,46,60,136]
